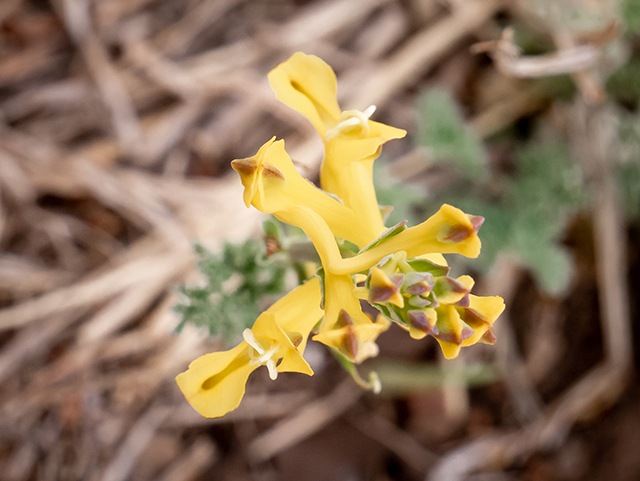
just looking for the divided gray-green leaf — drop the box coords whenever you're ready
[373,162,426,227]
[411,86,590,294]
[417,88,488,180]
[174,239,288,345]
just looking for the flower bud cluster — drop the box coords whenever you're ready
[357,252,499,359]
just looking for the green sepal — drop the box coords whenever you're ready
[358,220,408,253]
[405,258,450,277]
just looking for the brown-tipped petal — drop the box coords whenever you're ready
[262,164,285,180]
[469,215,485,232]
[403,272,435,296]
[480,326,497,344]
[335,309,355,328]
[461,326,475,342]
[433,276,473,304]
[341,327,359,360]
[442,224,474,243]
[286,331,303,348]
[231,157,258,178]
[434,320,474,345]
[458,307,489,330]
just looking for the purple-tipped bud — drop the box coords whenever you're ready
[407,310,437,335]
[456,293,470,307]
[432,276,473,305]
[403,272,435,296]
[480,326,497,345]
[368,268,404,307]
[434,324,475,345]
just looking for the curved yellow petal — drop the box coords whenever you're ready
[176,343,256,418]
[252,312,314,376]
[266,277,323,345]
[321,269,371,333]
[268,52,341,136]
[460,295,505,347]
[320,122,407,244]
[323,120,406,181]
[434,305,466,359]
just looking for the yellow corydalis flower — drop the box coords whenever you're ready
[176,278,322,418]
[313,309,391,363]
[268,52,406,244]
[435,295,505,359]
[329,204,484,275]
[231,137,369,247]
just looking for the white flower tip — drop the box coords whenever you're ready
[363,105,377,118]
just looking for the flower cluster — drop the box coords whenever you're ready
[176,53,505,418]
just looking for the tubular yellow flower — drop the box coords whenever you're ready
[456,294,505,348]
[313,308,390,364]
[434,294,505,359]
[329,204,484,275]
[268,52,406,244]
[276,204,387,363]
[175,278,323,418]
[231,137,373,247]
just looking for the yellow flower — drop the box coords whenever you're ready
[175,278,323,418]
[313,308,391,364]
[268,52,406,244]
[434,295,505,359]
[231,137,372,247]
[329,204,485,275]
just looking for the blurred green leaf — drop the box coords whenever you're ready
[606,57,640,107]
[622,0,640,34]
[174,239,288,345]
[417,88,488,180]
[373,162,427,227]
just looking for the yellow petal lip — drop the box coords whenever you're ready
[175,343,255,419]
[268,52,341,135]
[231,136,277,208]
[434,305,471,359]
[176,278,323,419]
[459,294,505,347]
